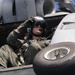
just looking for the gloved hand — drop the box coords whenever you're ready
[17,17,35,29]
[14,17,35,36]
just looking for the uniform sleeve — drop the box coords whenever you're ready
[6,18,34,50]
[0,45,19,68]
[21,40,50,65]
[7,30,24,50]
[21,45,39,65]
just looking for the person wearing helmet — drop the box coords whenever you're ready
[0,16,50,68]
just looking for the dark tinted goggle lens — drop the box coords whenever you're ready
[35,22,46,29]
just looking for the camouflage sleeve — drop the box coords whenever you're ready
[0,45,19,68]
[6,17,35,49]
[21,39,50,64]
[17,39,40,65]
[20,39,50,65]
[24,45,39,65]
[23,39,50,52]
[7,30,24,50]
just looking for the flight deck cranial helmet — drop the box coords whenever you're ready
[31,16,47,36]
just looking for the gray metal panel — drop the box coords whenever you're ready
[0,68,36,75]
[43,0,55,14]
[25,0,36,18]
[2,0,17,23]
[35,0,44,17]
[35,0,55,17]
[1,0,55,24]
[15,0,27,21]
[51,13,75,44]
[0,0,3,17]
[0,65,36,75]
[16,0,36,21]
[59,2,75,12]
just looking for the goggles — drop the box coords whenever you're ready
[34,21,46,29]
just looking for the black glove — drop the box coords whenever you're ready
[14,17,35,37]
